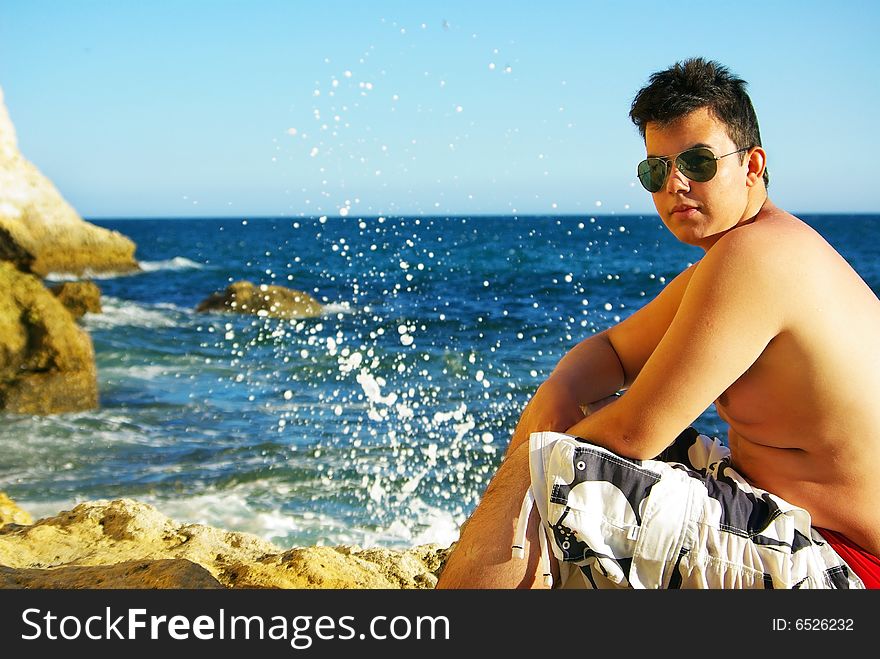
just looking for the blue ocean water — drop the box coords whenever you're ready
[1,213,877,550]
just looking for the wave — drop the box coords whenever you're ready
[100,364,174,381]
[45,256,205,282]
[45,268,141,282]
[83,296,186,329]
[153,488,461,549]
[15,484,461,550]
[321,301,356,316]
[138,257,205,272]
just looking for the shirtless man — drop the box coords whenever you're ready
[437,57,880,589]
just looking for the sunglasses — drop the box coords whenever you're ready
[637,146,750,193]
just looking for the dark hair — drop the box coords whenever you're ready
[630,57,769,186]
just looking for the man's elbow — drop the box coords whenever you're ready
[601,425,658,461]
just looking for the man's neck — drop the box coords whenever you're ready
[698,187,771,252]
[742,183,770,223]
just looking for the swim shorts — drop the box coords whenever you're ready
[514,427,864,589]
[814,527,880,588]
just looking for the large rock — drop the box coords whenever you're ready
[0,498,451,589]
[196,280,323,320]
[0,261,98,414]
[0,85,139,277]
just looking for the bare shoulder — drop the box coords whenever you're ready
[701,206,830,281]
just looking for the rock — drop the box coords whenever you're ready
[0,492,33,527]
[0,261,98,414]
[50,280,102,319]
[0,85,139,277]
[219,544,450,589]
[0,559,224,589]
[0,498,450,589]
[196,281,323,319]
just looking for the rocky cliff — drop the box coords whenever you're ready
[0,84,136,414]
[0,85,139,277]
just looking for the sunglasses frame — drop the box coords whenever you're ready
[637,146,751,193]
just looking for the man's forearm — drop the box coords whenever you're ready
[506,331,627,457]
[547,331,626,407]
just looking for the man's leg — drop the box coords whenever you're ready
[436,441,557,589]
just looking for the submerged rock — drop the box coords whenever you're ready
[0,85,139,277]
[50,280,102,319]
[0,261,98,414]
[196,280,323,319]
[0,498,451,589]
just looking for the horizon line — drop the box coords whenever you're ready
[85,210,880,221]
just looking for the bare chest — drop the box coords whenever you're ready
[714,352,784,430]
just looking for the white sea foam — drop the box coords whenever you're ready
[16,483,462,551]
[357,496,461,548]
[321,301,355,315]
[138,256,205,272]
[386,499,461,547]
[44,256,204,282]
[148,487,461,549]
[102,364,172,381]
[83,296,183,329]
[149,490,302,546]
[45,268,139,281]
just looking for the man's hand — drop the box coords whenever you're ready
[506,379,586,457]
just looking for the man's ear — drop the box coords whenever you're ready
[745,147,767,187]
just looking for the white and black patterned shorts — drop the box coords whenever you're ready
[519,427,864,589]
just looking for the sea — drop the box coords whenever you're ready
[1,213,878,551]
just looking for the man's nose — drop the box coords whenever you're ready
[665,161,690,193]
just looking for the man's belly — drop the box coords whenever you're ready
[727,428,820,495]
[727,427,880,555]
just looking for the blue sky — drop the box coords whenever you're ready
[1,0,878,218]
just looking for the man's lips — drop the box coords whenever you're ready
[670,204,699,216]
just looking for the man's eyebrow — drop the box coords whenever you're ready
[646,142,713,158]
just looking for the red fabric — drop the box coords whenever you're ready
[815,528,880,589]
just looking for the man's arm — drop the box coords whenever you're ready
[565,228,787,459]
[505,333,623,457]
[439,261,699,588]
[506,263,698,456]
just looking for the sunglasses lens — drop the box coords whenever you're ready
[637,158,666,192]
[676,148,717,182]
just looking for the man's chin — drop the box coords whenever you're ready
[666,224,713,248]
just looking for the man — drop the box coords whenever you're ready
[436,57,880,589]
